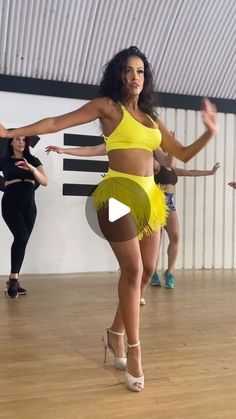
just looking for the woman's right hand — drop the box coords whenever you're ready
[201,98,218,134]
[228,181,236,189]
[0,123,9,138]
[45,145,64,155]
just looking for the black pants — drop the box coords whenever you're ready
[1,182,37,274]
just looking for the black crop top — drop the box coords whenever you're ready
[154,165,178,185]
[0,155,42,181]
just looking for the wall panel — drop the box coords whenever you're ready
[158,106,236,272]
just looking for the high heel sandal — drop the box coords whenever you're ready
[126,341,144,392]
[102,329,127,370]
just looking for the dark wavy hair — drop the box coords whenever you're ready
[99,46,157,118]
[6,136,31,159]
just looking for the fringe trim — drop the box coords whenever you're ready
[93,177,168,240]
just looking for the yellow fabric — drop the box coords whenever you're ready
[93,169,168,240]
[104,104,162,152]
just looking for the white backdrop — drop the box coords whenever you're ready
[0,91,235,274]
[0,91,118,274]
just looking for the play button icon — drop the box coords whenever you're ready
[108,198,130,222]
[85,175,151,242]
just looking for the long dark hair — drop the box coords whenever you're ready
[6,136,31,159]
[99,46,157,118]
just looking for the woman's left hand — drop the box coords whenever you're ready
[15,158,34,172]
[211,162,220,174]
[201,98,218,134]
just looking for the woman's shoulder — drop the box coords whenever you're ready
[0,156,11,172]
[95,97,121,118]
[96,96,119,108]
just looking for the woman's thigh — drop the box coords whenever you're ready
[139,230,161,271]
[97,207,142,274]
[164,210,179,241]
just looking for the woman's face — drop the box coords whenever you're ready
[11,136,26,154]
[122,55,144,97]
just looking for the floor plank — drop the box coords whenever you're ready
[0,269,236,418]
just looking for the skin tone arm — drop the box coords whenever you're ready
[154,133,220,177]
[0,98,109,138]
[45,142,106,156]
[154,156,220,177]
[228,182,236,189]
[153,147,176,168]
[15,159,48,186]
[158,99,217,163]
[0,98,217,164]
[175,162,220,177]
[153,132,177,168]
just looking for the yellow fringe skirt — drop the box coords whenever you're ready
[93,169,168,240]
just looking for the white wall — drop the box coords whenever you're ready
[159,107,236,270]
[0,91,235,274]
[0,91,118,274]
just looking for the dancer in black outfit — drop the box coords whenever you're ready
[0,135,48,298]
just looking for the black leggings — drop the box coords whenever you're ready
[1,182,37,274]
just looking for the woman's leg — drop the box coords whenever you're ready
[139,230,161,297]
[98,209,143,379]
[109,238,143,377]
[2,186,37,277]
[164,210,179,275]
[3,209,32,276]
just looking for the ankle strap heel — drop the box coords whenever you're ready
[127,340,140,348]
[108,329,125,336]
[126,340,144,392]
[102,328,127,370]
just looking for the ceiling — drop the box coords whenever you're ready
[0,0,235,100]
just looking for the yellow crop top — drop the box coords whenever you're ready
[104,104,162,152]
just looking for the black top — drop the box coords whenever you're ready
[154,165,178,185]
[0,155,42,181]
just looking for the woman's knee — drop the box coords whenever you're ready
[13,234,30,249]
[169,232,179,245]
[142,263,155,282]
[120,261,143,284]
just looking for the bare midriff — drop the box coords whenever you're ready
[108,149,154,177]
[5,179,35,187]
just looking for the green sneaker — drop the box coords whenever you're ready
[150,272,161,287]
[164,271,175,288]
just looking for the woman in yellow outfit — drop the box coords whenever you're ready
[0,46,217,392]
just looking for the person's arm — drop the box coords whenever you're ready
[153,158,161,174]
[32,165,48,186]
[175,162,220,177]
[0,174,5,192]
[228,182,236,189]
[45,143,107,156]
[0,97,109,138]
[15,160,48,186]
[158,99,217,163]
[153,146,176,168]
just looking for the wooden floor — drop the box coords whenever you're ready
[1,270,236,419]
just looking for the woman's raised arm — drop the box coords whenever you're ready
[45,143,107,157]
[159,99,217,163]
[0,97,108,139]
